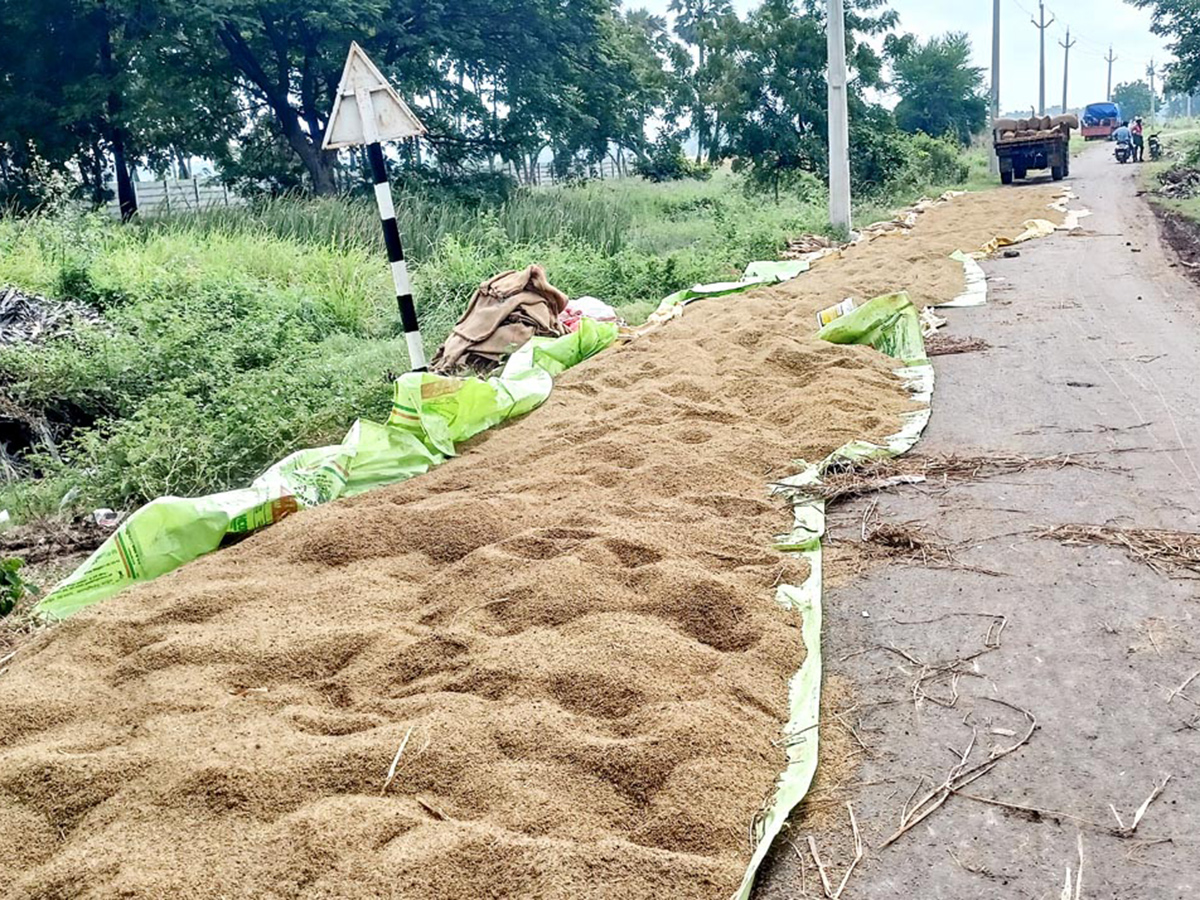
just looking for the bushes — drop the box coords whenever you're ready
[0,558,35,617]
[633,138,713,183]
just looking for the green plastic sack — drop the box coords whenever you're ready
[817,291,928,364]
[36,320,618,618]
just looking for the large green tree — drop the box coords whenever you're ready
[711,0,897,197]
[1113,80,1158,119]
[669,0,733,162]
[887,31,987,145]
[1128,0,1200,93]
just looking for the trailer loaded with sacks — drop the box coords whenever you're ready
[993,114,1078,185]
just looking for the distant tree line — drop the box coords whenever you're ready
[0,0,989,211]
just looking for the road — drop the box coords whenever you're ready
[758,144,1200,897]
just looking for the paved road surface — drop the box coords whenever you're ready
[758,144,1200,898]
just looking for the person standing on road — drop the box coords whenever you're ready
[1131,117,1145,162]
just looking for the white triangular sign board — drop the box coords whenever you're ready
[323,42,426,149]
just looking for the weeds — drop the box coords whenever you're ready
[0,558,36,617]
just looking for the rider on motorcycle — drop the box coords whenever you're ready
[1113,121,1132,145]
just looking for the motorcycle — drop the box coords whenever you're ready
[1148,133,1162,162]
[1115,139,1132,164]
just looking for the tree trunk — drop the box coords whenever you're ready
[99,3,136,220]
[276,107,337,195]
[175,149,190,180]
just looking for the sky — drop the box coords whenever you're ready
[628,0,1174,113]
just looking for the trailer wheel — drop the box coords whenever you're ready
[1051,164,1065,181]
[1001,170,1014,185]
[1063,156,1071,177]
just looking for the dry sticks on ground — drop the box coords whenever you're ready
[1043,524,1200,579]
[846,612,1007,713]
[924,334,991,357]
[786,451,1112,505]
[806,803,864,899]
[880,698,1037,848]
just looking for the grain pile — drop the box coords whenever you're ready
[0,189,1060,900]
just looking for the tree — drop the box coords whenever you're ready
[1128,0,1200,94]
[669,0,733,162]
[0,0,694,200]
[888,31,987,145]
[711,0,898,198]
[1113,80,1158,119]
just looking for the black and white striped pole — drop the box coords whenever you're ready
[324,42,429,371]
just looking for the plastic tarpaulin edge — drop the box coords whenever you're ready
[730,293,934,900]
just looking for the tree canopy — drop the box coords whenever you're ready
[0,0,984,207]
[1129,0,1200,94]
[1113,80,1158,119]
[887,31,988,145]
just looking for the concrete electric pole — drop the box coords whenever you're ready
[990,0,1001,176]
[1059,28,1076,114]
[827,0,851,233]
[1105,46,1118,102]
[1148,60,1159,123]
[1032,1,1055,115]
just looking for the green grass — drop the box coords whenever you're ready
[1142,130,1200,222]
[0,147,987,520]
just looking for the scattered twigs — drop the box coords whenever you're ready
[948,847,1005,881]
[955,790,1178,844]
[1042,524,1200,579]
[849,614,1008,713]
[806,803,864,899]
[778,452,1114,505]
[924,334,991,357]
[1127,776,1173,835]
[852,502,1005,576]
[880,699,1036,849]
[1169,668,1200,703]
[1061,834,1085,900]
[807,836,833,897]
[381,725,415,795]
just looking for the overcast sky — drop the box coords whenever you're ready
[627,0,1174,113]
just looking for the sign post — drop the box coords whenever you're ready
[324,42,429,371]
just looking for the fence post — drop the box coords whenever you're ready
[194,176,200,206]
[162,178,169,215]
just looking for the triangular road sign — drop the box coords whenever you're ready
[323,42,426,149]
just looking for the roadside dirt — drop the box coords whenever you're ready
[1152,203,1200,279]
[0,186,1065,899]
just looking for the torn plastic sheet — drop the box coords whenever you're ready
[939,250,989,308]
[731,291,934,900]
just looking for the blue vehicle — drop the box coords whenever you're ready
[1082,102,1122,140]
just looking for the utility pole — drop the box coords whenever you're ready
[990,0,1001,176]
[1105,46,1118,102]
[1148,60,1159,124]
[827,0,851,233]
[1032,1,1055,115]
[1059,27,1076,114]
